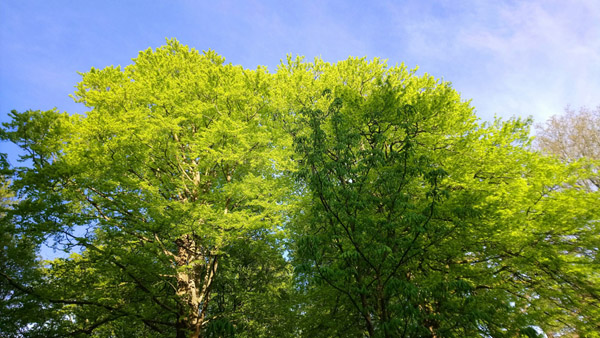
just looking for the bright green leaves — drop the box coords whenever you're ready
[1,109,71,168]
[1,40,297,337]
[285,55,599,337]
[286,56,480,336]
[2,40,598,337]
[62,40,291,240]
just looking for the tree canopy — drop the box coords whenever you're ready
[535,106,600,191]
[1,40,598,338]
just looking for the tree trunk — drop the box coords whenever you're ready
[175,234,219,338]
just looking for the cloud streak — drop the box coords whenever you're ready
[373,0,600,121]
[452,0,599,120]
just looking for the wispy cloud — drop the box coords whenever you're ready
[378,0,600,121]
[455,0,600,120]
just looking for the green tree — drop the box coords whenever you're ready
[1,40,295,337]
[2,42,598,337]
[278,56,599,337]
[534,106,600,337]
[1,154,65,337]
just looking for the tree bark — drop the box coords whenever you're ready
[174,234,218,338]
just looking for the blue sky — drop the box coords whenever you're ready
[1,0,599,162]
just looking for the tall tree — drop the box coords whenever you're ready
[534,107,600,336]
[1,40,294,337]
[532,106,600,337]
[277,56,599,337]
[2,43,598,337]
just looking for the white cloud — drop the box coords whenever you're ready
[378,0,600,123]
[455,0,600,121]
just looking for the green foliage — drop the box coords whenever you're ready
[1,40,295,337]
[1,40,598,337]
[280,57,599,337]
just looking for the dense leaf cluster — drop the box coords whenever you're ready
[1,40,598,337]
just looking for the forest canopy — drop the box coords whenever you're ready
[1,39,598,338]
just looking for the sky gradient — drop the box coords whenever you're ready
[1,0,599,163]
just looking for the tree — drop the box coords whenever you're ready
[533,106,600,337]
[1,42,598,337]
[277,56,599,337]
[535,105,599,190]
[534,107,600,336]
[1,40,295,337]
